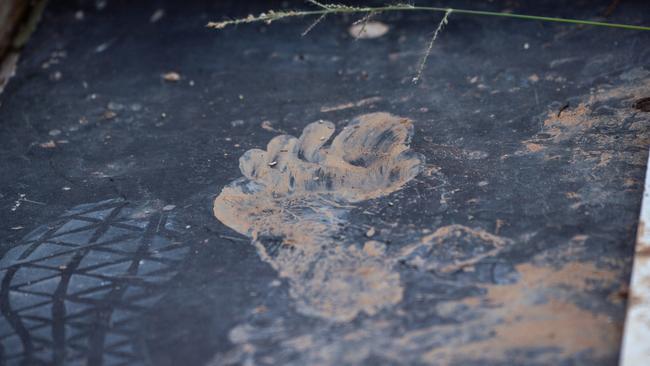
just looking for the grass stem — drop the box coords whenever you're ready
[207,4,650,31]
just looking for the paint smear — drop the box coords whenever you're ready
[214,112,423,321]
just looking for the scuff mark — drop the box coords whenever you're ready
[319,97,382,113]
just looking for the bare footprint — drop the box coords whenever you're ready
[214,112,423,321]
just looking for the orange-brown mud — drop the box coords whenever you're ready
[214,112,423,321]
[211,74,647,363]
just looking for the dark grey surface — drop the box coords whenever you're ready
[0,0,649,365]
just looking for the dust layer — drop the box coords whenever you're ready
[214,112,423,321]
[521,72,650,207]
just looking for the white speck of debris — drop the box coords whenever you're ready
[49,129,61,136]
[107,101,125,111]
[50,71,62,81]
[230,120,244,127]
[75,10,85,20]
[349,21,390,39]
[270,280,281,287]
[150,9,165,23]
[261,120,277,132]
[523,42,530,50]
[268,161,278,167]
[11,193,41,212]
[162,204,176,211]
[189,80,195,86]
[162,72,181,82]
[365,227,376,237]
[161,112,167,118]
[95,41,112,53]
[62,186,71,191]
[11,226,24,230]
[528,74,540,83]
[185,225,191,229]
[238,94,244,100]
[130,103,142,111]
[40,140,56,148]
[96,0,107,10]
[478,181,489,187]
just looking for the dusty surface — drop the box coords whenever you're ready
[0,0,649,365]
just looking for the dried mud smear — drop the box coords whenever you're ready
[214,112,424,321]
[208,74,644,363]
[210,235,622,366]
[522,75,650,207]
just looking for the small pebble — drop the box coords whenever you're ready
[162,72,181,82]
[103,110,117,120]
[150,9,165,23]
[50,71,62,81]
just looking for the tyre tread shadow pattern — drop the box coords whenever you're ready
[0,198,190,366]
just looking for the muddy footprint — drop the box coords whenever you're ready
[213,112,423,321]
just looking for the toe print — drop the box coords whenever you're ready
[214,112,424,321]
